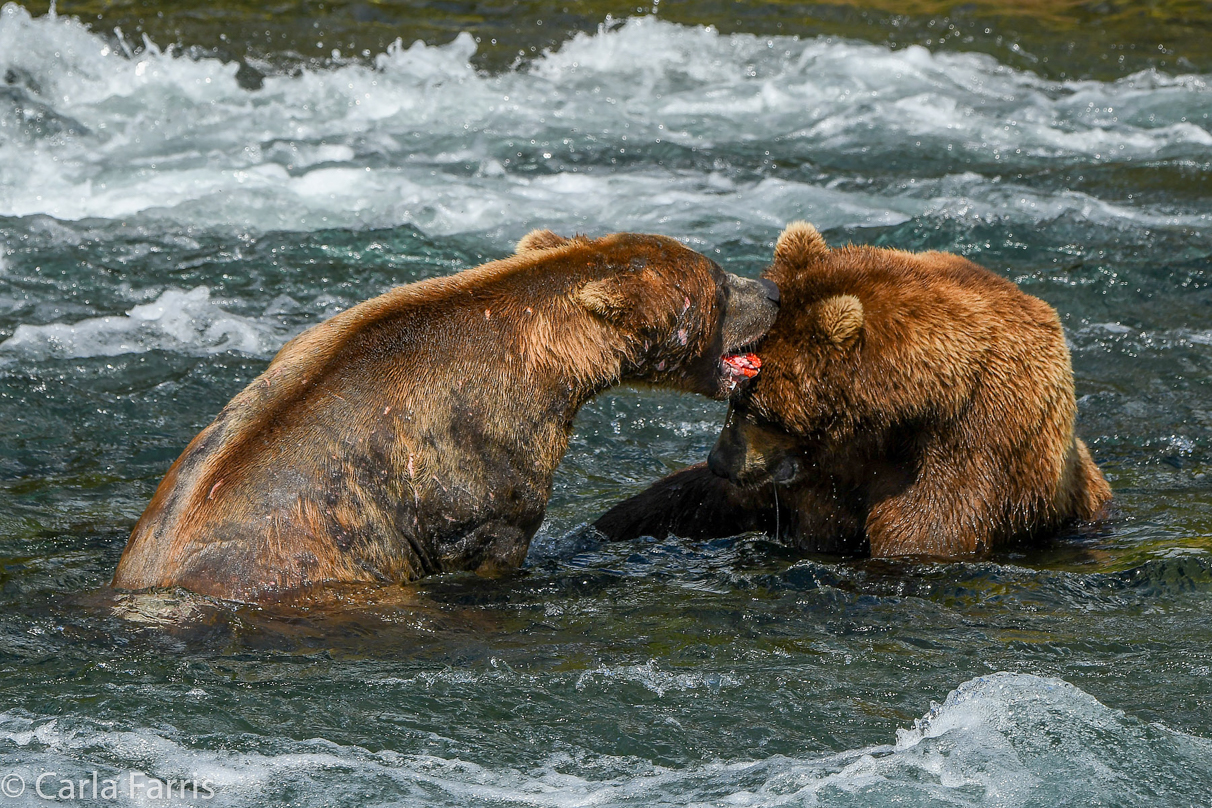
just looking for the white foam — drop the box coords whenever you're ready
[1071,322,1212,355]
[0,5,1208,237]
[0,286,285,359]
[574,659,745,696]
[2,673,1208,806]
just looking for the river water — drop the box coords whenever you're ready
[1,2,1210,805]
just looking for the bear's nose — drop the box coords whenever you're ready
[759,279,780,304]
[707,446,734,480]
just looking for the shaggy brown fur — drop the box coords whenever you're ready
[112,231,779,601]
[595,222,1111,558]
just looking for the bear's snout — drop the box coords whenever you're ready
[719,274,779,355]
[708,407,802,487]
[707,442,736,481]
[707,409,747,482]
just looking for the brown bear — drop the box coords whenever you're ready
[111,231,780,602]
[595,222,1111,558]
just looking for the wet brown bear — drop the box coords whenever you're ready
[595,222,1111,557]
[112,231,779,602]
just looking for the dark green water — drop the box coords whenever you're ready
[0,2,1210,805]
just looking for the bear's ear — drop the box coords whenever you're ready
[817,294,863,347]
[774,221,829,269]
[575,278,629,321]
[516,229,571,254]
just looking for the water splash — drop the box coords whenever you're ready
[0,286,285,358]
[2,673,1209,806]
[0,5,1208,237]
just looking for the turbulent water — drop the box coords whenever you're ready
[1,3,1210,806]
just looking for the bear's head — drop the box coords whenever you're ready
[705,221,874,485]
[516,229,781,399]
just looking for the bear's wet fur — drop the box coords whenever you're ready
[112,231,779,602]
[595,222,1111,558]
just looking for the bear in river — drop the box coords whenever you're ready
[594,222,1111,557]
[111,231,780,601]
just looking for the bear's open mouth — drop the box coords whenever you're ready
[721,351,762,382]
